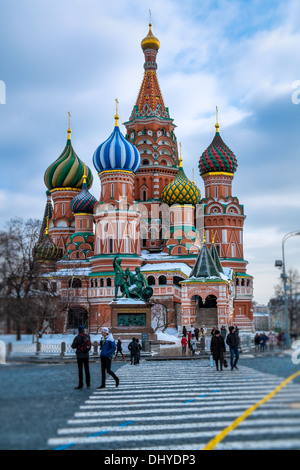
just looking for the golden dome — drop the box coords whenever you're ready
[141,23,160,51]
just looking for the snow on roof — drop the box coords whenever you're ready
[140,262,192,277]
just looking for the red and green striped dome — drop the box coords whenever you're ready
[199,126,238,176]
[44,135,93,191]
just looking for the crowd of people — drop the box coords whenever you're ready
[181,324,241,371]
[253,331,288,351]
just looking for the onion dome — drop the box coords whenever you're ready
[70,169,97,214]
[34,217,61,261]
[93,101,141,174]
[161,145,201,206]
[141,22,160,51]
[44,118,93,191]
[199,111,238,176]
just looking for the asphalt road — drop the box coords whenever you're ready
[0,353,299,451]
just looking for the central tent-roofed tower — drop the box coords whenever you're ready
[124,22,179,252]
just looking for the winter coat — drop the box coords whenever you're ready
[100,333,116,358]
[71,333,91,359]
[226,332,239,349]
[181,337,188,348]
[210,335,226,360]
[190,338,197,352]
[128,339,139,356]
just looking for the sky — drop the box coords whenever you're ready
[0,0,300,306]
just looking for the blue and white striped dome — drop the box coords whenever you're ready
[93,123,141,174]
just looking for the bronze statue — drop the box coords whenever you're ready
[113,256,153,301]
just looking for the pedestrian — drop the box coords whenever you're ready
[128,337,139,365]
[194,327,199,341]
[210,329,226,371]
[211,326,218,337]
[190,335,197,355]
[182,326,187,337]
[226,326,239,370]
[259,333,267,352]
[220,325,227,340]
[97,327,119,389]
[135,339,142,364]
[187,331,192,349]
[199,328,206,354]
[254,333,260,352]
[114,338,125,360]
[181,335,188,354]
[268,331,275,351]
[190,325,195,335]
[71,325,91,390]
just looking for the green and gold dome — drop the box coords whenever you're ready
[44,118,93,191]
[161,146,201,206]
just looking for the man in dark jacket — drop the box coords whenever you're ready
[71,325,91,389]
[226,326,239,370]
[128,337,139,365]
[210,330,226,371]
[98,327,119,389]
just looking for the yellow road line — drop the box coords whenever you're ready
[202,370,300,450]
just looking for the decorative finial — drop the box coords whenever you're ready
[179,142,183,168]
[192,168,195,183]
[115,98,119,126]
[45,215,49,236]
[149,9,152,26]
[203,230,206,244]
[67,111,71,140]
[215,106,219,133]
[211,230,215,243]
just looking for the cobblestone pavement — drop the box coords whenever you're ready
[1,352,299,450]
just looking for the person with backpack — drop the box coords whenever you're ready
[71,325,91,389]
[98,327,119,389]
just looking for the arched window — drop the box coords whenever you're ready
[107,278,112,287]
[100,279,104,287]
[158,275,167,285]
[147,276,156,286]
[69,278,82,289]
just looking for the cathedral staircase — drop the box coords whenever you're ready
[233,313,254,332]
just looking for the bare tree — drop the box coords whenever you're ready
[269,268,300,335]
[151,302,176,333]
[0,217,57,339]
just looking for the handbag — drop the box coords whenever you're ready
[223,359,228,368]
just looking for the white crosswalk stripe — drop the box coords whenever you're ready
[47,360,300,450]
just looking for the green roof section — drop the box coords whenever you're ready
[189,243,221,279]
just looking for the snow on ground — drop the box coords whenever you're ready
[0,328,182,347]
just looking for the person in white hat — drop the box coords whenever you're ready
[97,327,119,389]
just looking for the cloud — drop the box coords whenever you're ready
[1,0,300,306]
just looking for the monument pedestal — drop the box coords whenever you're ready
[109,299,157,341]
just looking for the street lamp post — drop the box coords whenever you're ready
[275,230,300,347]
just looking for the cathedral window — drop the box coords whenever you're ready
[107,278,112,287]
[159,275,167,285]
[147,276,156,286]
[111,183,114,198]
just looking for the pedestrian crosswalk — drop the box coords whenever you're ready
[47,360,300,450]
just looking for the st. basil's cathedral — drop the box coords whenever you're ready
[36,23,254,336]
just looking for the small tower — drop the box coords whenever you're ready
[66,165,97,260]
[161,143,201,257]
[92,102,142,273]
[44,113,93,254]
